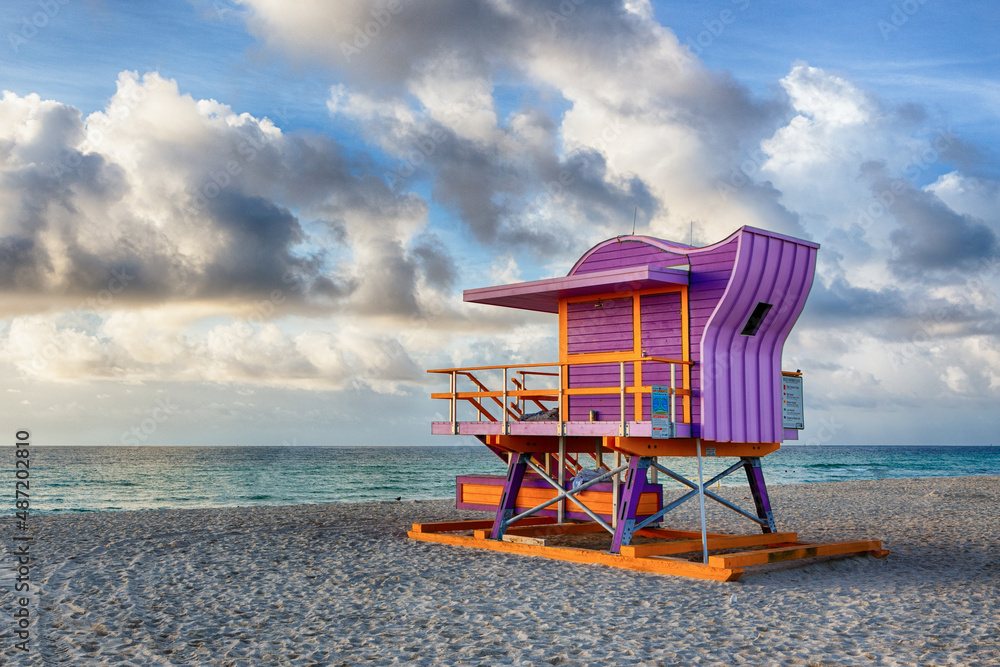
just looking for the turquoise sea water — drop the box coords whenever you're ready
[12,445,1000,514]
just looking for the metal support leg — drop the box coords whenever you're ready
[743,457,777,533]
[490,452,531,540]
[611,456,653,553]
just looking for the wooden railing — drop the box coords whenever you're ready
[428,356,694,436]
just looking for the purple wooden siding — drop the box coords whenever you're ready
[686,237,739,435]
[566,298,633,354]
[565,235,741,431]
[569,363,635,421]
[699,231,817,443]
[638,292,683,419]
[566,297,635,420]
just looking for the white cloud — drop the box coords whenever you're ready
[941,365,969,393]
[928,172,1000,226]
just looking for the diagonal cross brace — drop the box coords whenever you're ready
[611,456,653,553]
[632,458,751,532]
[654,462,769,527]
[516,458,624,535]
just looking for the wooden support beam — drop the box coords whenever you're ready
[707,540,884,568]
[609,437,780,458]
[501,534,549,546]
[634,528,731,540]
[621,532,798,558]
[474,522,607,540]
[411,517,556,534]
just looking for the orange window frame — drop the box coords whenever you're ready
[558,286,690,423]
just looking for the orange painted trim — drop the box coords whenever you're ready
[485,435,778,457]
[411,517,557,533]
[559,298,569,417]
[564,351,639,364]
[634,358,643,421]
[681,286,691,424]
[629,386,691,396]
[490,436,610,454]
[407,531,743,581]
[559,386,687,397]
[559,286,694,423]
[562,285,685,306]
[431,390,558,399]
[607,438,780,457]
[559,299,568,365]
[633,292,643,421]
[564,387,634,396]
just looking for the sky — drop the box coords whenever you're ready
[1,0,998,446]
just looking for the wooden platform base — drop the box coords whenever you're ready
[408,519,888,582]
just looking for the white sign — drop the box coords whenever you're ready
[782,374,804,429]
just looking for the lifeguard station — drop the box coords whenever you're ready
[409,226,887,580]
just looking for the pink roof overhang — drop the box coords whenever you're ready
[463,266,690,314]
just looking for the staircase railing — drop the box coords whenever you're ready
[429,356,694,436]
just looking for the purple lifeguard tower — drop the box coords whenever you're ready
[410,226,887,580]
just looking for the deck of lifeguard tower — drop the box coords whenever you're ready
[409,227,887,580]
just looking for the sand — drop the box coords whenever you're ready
[2,475,998,666]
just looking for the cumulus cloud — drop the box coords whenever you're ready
[0,71,485,390]
[886,185,998,278]
[249,0,795,256]
[0,72,453,318]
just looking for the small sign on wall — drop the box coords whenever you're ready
[782,374,804,429]
[651,385,673,439]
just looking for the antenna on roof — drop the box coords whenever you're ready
[632,206,637,236]
[689,220,694,246]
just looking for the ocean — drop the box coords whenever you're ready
[13,445,1000,514]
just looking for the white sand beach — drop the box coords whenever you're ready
[4,475,999,666]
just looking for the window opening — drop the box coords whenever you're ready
[740,302,772,336]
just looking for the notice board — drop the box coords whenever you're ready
[781,374,804,429]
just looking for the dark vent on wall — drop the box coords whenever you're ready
[740,302,773,336]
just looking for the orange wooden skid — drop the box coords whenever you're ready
[708,539,887,568]
[408,529,743,582]
[409,522,887,581]
[634,527,731,540]
[410,517,556,534]
[621,531,799,558]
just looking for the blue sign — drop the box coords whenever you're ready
[651,385,673,439]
